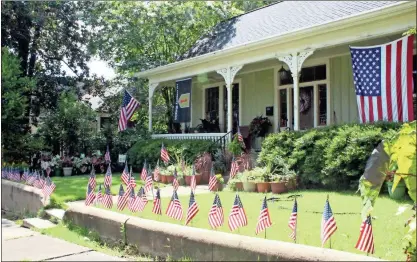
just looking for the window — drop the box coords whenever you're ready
[100,117,110,129]
[279,89,288,127]
[318,84,327,125]
[279,64,327,85]
[205,87,219,120]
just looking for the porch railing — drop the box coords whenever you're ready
[151,133,229,150]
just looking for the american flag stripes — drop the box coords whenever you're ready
[128,187,137,212]
[255,197,272,235]
[118,90,140,132]
[102,186,113,209]
[355,215,375,254]
[88,166,96,190]
[27,172,37,186]
[140,161,147,181]
[105,145,111,163]
[137,187,148,212]
[237,125,245,148]
[288,199,298,241]
[190,165,197,193]
[228,194,247,232]
[129,166,136,189]
[321,198,337,247]
[42,177,56,198]
[208,194,224,229]
[161,143,170,164]
[85,183,96,206]
[185,191,199,225]
[104,164,112,187]
[172,168,179,191]
[229,157,239,179]
[34,174,45,189]
[144,167,153,193]
[166,190,183,220]
[153,161,160,182]
[208,166,217,192]
[350,35,415,123]
[96,184,103,205]
[121,161,130,185]
[117,184,129,211]
[152,188,162,215]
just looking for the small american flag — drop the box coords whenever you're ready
[288,199,298,241]
[153,161,160,182]
[85,183,96,206]
[129,166,136,189]
[21,169,29,183]
[172,168,179,191]
[34,174,45,189]
[118,90,140,132]
[104,164,112,187]
[166,190,183,220]
[121,161,130,185]
[105,145,111,163]
[88,165,96,190]
[137,187,148,212]
[185,191,199,225]
[161,143,170,164]
[208,194,224,229]
[350,35,415,123]
[102,185,113,209]
[236,125,245,149]
[208,166,217,192]
[144,167,153,193]
[1,168,6,179]
[26,172,36,186]
[229,157,239,179]
[255,197,272,235]
[190,165,197,193]
[117,184,129,211]
[321,198,337,247]
[42,176,56,198]
[140,161,147,181]
[96,184,103,205]
[228,194,247,232]
[152,188,162,215]
[13,168,21,182]
[128,187,137,212]
[355,215,375,254]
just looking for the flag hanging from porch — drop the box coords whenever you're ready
[350,35,414,123]
[118,90,140,132]
[173,78,192,123]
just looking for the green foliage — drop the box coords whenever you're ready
[127,139,219,168]
[227,136,243,156]
[259,122,402,189]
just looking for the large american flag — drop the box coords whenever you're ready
[105,145,111,163]
[152,188,162,215]
[42,177,56,198]
[117,184,129,211]
[161,143,170,164]
[190,165,197,193]
[85,183,96,206]
[140,161,147,181]
[88,166,96,190]
[102,185,113,209]
[118,90,140,132]
[255,197,272,235]
[166,190,183,220]
[288,199,298,241]
[208,166,217,192]
[321,198,337,247]
[355,215,375,254]
[350,35,414,123]
[121,162,130,185]
[208,194,224,229]
[229,157,239,179]
[185,191,199,226]
[228,194,247,232]
[172,168,179,191]
[104,164,112,187]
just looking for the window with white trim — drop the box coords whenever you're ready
[205,87,219,121]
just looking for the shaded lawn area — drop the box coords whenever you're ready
[99,190,412,261]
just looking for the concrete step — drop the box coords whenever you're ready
[45,208,65,222]
[23,218,56,229]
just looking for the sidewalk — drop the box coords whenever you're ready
[1,219,126,261]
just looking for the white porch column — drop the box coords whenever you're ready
[277,50,314,131]
[148,82,159,133]
[216,65,243,141]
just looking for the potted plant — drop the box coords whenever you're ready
[164,165,177,184]
[270,174,288,194]
[249,115,272,138]
[385,170,406,200]
[241,170,257,192]
[253,167,271,193]
[211,174,224,192]
[227,136,243,157]
[227,172,244,192]
[285,173,297,191]
[62,156,73,176]
[51,155,63,176]
[185,167,202,186]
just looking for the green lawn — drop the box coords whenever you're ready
[99,190,412,261]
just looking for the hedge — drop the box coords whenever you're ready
[127,138,220,169]
[258,122,402,190]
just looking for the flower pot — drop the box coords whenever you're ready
[242,181,257,192]
[271,182,287,194]
[201,170,210,184]
[235,182,243,191]
[185,175,202,186]
[387,180,406,200]
[211,183,223,192]
[54,168,62,177]
[160,175,167,184]
[166,175,174,184]
[63,167,73,177]
[256,182,271,193]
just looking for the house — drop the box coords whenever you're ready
[136,1,416,147]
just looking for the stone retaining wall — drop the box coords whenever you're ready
[1,180,49,216]
[64,203,383,261]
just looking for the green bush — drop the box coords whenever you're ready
[127,138,220,168]
[258,122,402,189]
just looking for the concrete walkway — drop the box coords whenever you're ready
[1,219,126,261]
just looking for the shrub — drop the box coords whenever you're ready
[258,122,402,189]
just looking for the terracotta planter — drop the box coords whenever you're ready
[166,175,174,184]
[235,182,243,191]
[210,183,223,192]
[256,182,271,193]
[242,181,257,192]
[201,170,210,184]
[160,175,167,184]
[270,182,288,194]
[185,175,202,186]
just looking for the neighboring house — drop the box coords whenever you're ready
[136,1,416,146]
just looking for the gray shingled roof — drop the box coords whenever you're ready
[178,1,397,61]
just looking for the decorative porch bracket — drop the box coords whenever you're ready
[276,50,314,131]
[148,82,159,132]
[216,65,243,141]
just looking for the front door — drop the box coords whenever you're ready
[223,83,239,133]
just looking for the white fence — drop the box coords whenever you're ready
[151,133,229,148]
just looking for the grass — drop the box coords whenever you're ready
[99,189,412,261]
